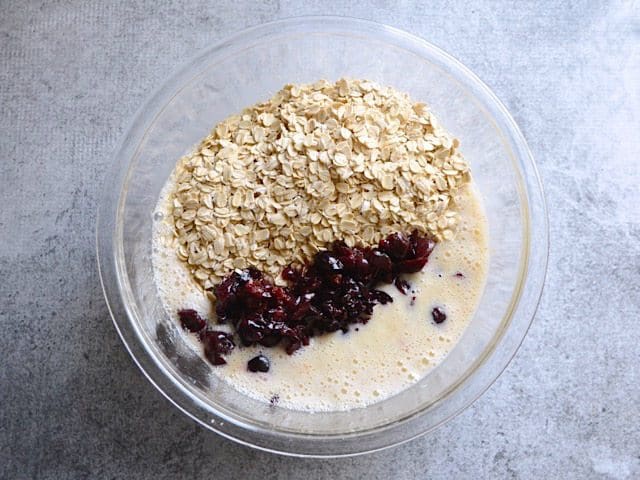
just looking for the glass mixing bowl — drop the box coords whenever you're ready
[97,16,548,457]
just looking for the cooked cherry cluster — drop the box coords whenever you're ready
[204,230,436,361]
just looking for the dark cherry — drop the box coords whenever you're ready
[395,257,429,274]
[315,251,344,272]
[178,309,206,333]
[248,354,270,372]
[202,330,235,365]
[431,307,447,324]
[409,230,436,258]
[367,250,393,283]
[379,232,411,260]
[370,289,393,304]
[394,277,411,294]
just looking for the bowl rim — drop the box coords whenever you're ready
[96,15,548,457]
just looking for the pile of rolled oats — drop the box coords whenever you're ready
[170,79,470,290]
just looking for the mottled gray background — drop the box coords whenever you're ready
[1,1,639,478]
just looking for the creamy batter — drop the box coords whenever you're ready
[152,172,488,412]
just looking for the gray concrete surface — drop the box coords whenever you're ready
[1,1,639,478]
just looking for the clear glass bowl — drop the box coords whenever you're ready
[97,16,548,457]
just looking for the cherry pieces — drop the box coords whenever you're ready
[247,354,270,372]
[213,230,436,358]
[202,330,235,365]
[431,307,447,324]
[178,309,206,333]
